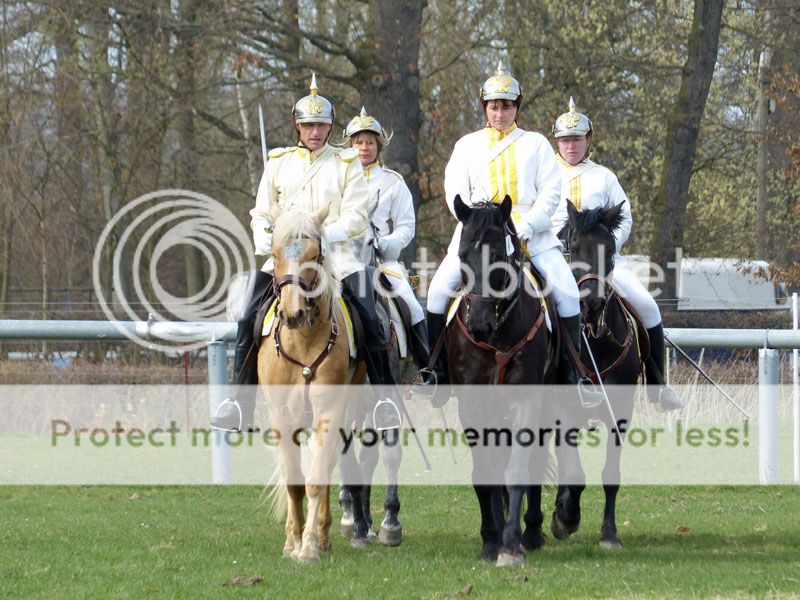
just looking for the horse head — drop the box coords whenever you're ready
[454,194,521,341]
[270,202,337,329]
[565,200,625,332]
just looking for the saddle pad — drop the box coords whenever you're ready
[261,298,279,337]
[337,298,358,359]
[262,297,357,360]
[522,266,552,332]
[386,297,408,359]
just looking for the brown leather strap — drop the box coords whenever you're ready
[455,306,546,385]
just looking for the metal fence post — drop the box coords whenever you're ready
[758,348,779,484]
[793,292,799,483]
[207,340,232,484]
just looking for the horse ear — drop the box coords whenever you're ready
[500,195,512,221]
[602,201,625,230]
[566,200,578,224]
[313,202,331,227]
[269,202,282,223]
[453,195,471,222]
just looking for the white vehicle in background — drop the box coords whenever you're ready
[625,255,789,311]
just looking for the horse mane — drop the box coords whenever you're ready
[573,204,624,236]
[461,201,522,255]
[272,209,341,307]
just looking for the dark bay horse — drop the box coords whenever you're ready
[447,195,556,566]
[532,200,644,549]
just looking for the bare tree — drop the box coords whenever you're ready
[650,0,725,304]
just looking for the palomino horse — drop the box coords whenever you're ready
[259,203,371,564]
[446,195,556,566]
[528,200,643,549]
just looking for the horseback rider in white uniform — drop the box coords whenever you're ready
[425,63,602,403]
[211,75,401,432]
[345,106,431,373]
[550,97,682,411]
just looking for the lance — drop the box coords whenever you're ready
[258,104,268,168]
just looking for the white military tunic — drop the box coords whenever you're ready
[427,124,580,317]
[362,162,424,324]
[551,156,661,328]
[250,143,369,278]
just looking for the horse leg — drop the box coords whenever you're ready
[339,427,372,549]
[285,484,306,560]
[551,434,586,540]
[337,483,354,538]
[522,485,546,551]
[378,428,403,547]
[357,426,380,537]
[599,399,631,549]
[496,485,526,567]
[318,485,333,553]
[298,483,325,564]
[472,484,503,562]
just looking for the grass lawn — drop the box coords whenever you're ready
[2,485,799,599]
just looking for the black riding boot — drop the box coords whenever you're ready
[343,270,401,431]
[211,272,273,432]
[645,324,683,411]
[425,312,450,386]
[409,320,431,374]
[561,315,605,407]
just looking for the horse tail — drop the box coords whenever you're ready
[265,466,287,522]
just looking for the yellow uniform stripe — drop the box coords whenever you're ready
[486,124,518,205]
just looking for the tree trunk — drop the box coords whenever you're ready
[176,0,206,299]
[650,0,724,304]
[361,0,427,269]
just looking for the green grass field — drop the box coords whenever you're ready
[2,485,799,599]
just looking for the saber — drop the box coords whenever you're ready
[663,331,751,420]
[258,104,268,168]
[582,329,625,448]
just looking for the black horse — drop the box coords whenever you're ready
[446,195,556,566]
[528,200,644,549]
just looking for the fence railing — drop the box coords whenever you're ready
[0,319,798,485]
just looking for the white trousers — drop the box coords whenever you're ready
[426,246,580,318]
[382,269,425,324]
[610,259,662,329]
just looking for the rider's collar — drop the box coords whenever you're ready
[556,154,593,170]
[296,142,330,161]
[486,122,518,143]
[362,159,381,179]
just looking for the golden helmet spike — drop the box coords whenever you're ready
[553,96,592,138]
[293,72,334,124]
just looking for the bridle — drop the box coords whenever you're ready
[456,222,548,384]
[462,223,519,330]
[272,249,327,327]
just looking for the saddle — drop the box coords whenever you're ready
[610,285,651,364]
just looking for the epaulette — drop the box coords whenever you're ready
[338,147,359,163]
[267,147,297,159]
[381,167,404,182]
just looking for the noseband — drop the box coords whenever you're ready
[273,250,325,325]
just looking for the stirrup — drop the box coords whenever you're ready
[576,379,604,409]
[373,397,401,432]
[210,398,243,433]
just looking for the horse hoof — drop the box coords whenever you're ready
[297,554,319,566]
[550,511,579,540]
[599,537,624,550]
[495,551,525,567]
[368,528,379,541]
[477,543,499,562]
[350,535,372,549]
[340,522,354,539]
[521,529,546,552]
[378,525,403,547]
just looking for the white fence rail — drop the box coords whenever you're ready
[0,318,798,485]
